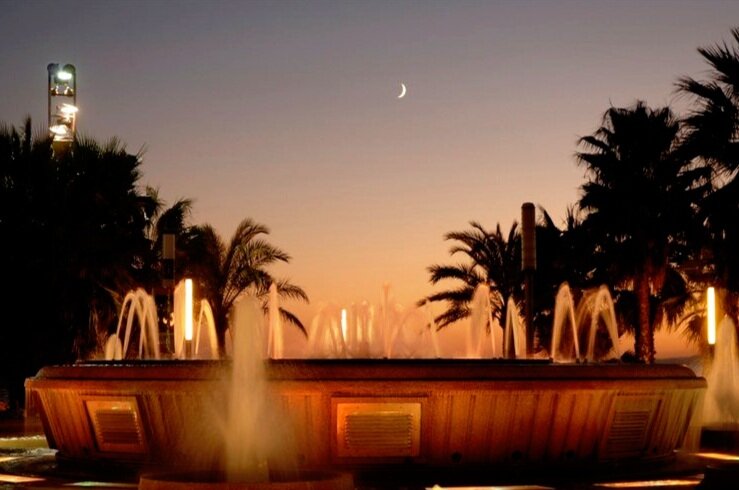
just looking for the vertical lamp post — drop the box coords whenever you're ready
[162,233,176,354]
[184,278,194,359]
[47,63,77,152]
[521,202,536,357]
[707,286,716,350]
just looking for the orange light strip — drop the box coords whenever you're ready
[593,479,701,488]
[695,451,739,461]
[0,473,45,483]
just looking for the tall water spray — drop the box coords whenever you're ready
[105,288,160,360]
[468,284,493,358]
[305,285,440,359]
[267,283,284,359]
[703,316,739,426]
[305,304,347,358]
[503,297,526,358]
[225,297,295,482]
[550,284,580,362]
[580,286,621,362]
[194,298,219,359]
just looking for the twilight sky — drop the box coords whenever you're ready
[2,0,738,356]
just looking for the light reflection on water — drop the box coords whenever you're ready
[592,478,701,487]
[694,451,739,461]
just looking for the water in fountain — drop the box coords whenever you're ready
[467,284,492,358]
[550,283,580,362]
[503,296,526,358]
[194,298,219,359]
[703,316,739,426]
[422,299,442,358]
[226,296,269,481]
[267,283,284,359]
[386,306,439,358]
[549,284,620,362]
[105,288,160,360]
[305,303,348,358]
[305,285,440,358]
[579,285,621,362]
[345,301,377,358]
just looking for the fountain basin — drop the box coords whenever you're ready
[26,359,705,470]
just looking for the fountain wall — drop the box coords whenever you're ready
[27,360,705,471]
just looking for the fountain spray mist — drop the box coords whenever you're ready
[226,296,297,482]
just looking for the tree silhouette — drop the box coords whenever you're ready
[420,221,522,333]
[0,120,154,405]
[576,102,708,362]
[678,27,739,320]
[178,218,308,342]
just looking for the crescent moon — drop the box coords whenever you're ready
[398,83,407,99]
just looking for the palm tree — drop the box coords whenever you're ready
[134,186,194,289]
[1,121,154,404]
[178,218,308,342]
[420,221,522,331]
[678,27,739,319]
[576,102,708,362]
[530,206,595,349]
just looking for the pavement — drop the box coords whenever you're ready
[1,415,737,490]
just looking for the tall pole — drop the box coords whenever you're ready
[47,63,77,155]
[521,203,536,356]
[161,233,176,355]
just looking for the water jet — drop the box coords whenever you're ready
[25,285,706,480]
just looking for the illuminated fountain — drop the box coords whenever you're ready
[467,284,498,358]
[27,280,705,479]
[104,288,160,360]
[503,296,527,358]
[550,283,580,362]
[549,283,621,363]
[305,285,440,359]
[701,314,739,453]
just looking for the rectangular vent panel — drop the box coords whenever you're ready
[601,397,659,460]
[335,401,421,458]
[345,412,413,449]
[85,398,146,454]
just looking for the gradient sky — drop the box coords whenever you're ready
[2,0,738,356]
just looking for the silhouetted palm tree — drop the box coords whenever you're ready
[178,218,308,341]
[1,120,154,404]
[678,27,739,318]
[135,186,194,289]
[420,221,522,331]
[576,102,708,362]
[530,206,596,349]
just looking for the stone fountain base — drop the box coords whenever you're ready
[26,359,705,471]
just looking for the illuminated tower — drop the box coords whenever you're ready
[47,63,78,151]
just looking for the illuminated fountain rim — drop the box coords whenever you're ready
[139,470,354,490]
[36,358,701,381]
[27,358,705,471]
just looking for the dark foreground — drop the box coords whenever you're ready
[2,416,738,490]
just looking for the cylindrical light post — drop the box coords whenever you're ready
[47,63,77,153]
[521,202,536,357]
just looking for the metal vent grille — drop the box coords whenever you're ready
[345,412,414,450]
[94,410,142,445]
[601,396,659,460]
[85,398,146,454]
[335,400,422,458]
